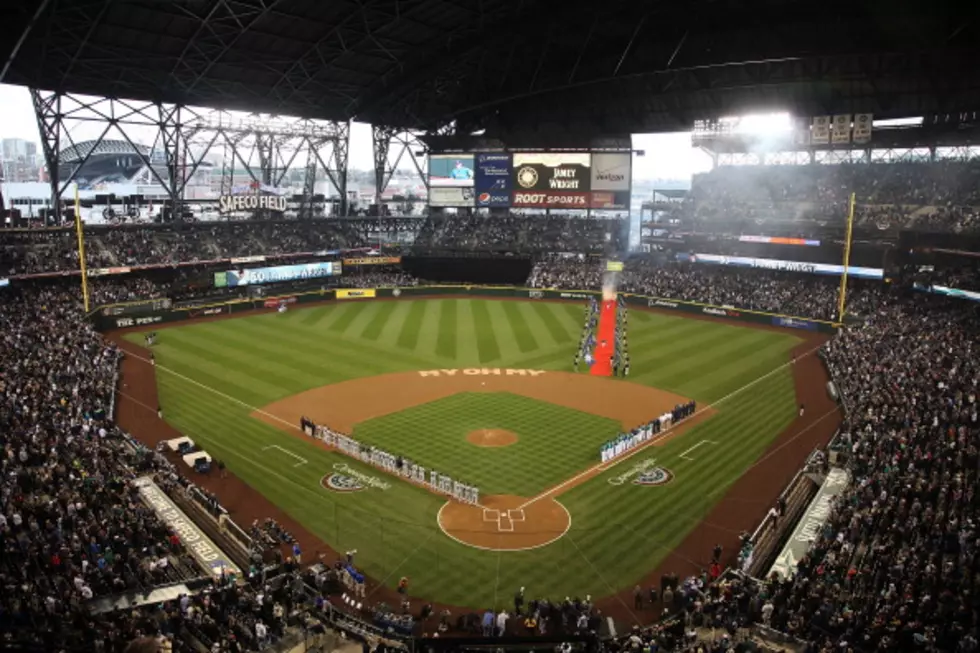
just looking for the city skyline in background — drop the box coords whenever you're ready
[0,83,711,185]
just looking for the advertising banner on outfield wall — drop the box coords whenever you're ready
[337,289,376,299]
[768,468,849,579]
[475,153,512,207]
[513,152,591,193]
[428,187,475,207]
[773,316,817,330]
[590,153,631,191]
[343,256,402,266]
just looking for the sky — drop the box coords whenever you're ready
[0,83,711,181]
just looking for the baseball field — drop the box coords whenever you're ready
[120,297,809,609]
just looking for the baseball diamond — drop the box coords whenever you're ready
[116,296,827,608]
[4,4,978,649]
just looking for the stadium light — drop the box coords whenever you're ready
[724,112,793,135]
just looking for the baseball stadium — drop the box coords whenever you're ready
[1,3,979,653]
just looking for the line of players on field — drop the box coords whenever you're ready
[299,417,480,505]
[599,400,697,463]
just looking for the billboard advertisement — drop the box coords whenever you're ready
[428,187,474,207]
[428,154,475,187]
[590,153,631,191]
[214,261,340,288]
[691,253,883,279]
[590,191,631,210]
[475,153,512,207]
[512,191,589,208]
[337,289,377,299]
[513,152,591,192]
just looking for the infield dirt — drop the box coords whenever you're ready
[252,369,699,433]
[467,429,519,447]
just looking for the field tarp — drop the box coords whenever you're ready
[92,285,839,334]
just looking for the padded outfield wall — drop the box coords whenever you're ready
[91,284,839,335]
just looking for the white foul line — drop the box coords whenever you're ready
[679,439,716,461]
[262,444,308,467]
[515,341,828,511]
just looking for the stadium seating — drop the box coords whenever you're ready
[528,257,881,322]
[656,159,980,234]
[3,156,980,651]
[0,286,334,652]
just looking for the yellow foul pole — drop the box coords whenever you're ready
[73,185,91,312]
[837,192,855,323]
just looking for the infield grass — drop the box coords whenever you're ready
[126,298,802,608]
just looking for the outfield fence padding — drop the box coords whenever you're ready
[92,284,839,334]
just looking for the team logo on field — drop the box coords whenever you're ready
[323,473,365,493]
[633,467,674,486]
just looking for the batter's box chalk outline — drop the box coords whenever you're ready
[437,499,573,552]
[482,508,501,522]
[507,509,526,522]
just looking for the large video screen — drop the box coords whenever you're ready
[214,261,340,288]
[428,154,475,187]
[511,152,591,208]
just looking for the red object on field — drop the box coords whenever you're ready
[590,299,617,377]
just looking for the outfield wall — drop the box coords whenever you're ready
[92,284,839,334]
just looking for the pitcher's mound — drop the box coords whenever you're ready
[438,494,570,551]
[466,429,518,448]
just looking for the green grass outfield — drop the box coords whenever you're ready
[127,298,801,607]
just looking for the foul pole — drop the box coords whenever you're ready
[73,185,91,312]
[837,192,856,322]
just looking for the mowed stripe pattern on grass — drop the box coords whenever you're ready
[127,299,802,607]
[353,392,623,497]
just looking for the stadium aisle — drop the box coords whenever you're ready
[590,298,617,376]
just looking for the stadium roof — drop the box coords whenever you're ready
[3,0,980,136]
[59,139,151,163]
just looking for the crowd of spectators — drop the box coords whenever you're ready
[5,215,980,651]
[1,215,626,277]
[0,283,348,651]
[657,159,980,234]
[726,294,980,651]
[528,257,881,321]
[414,214,623,254]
